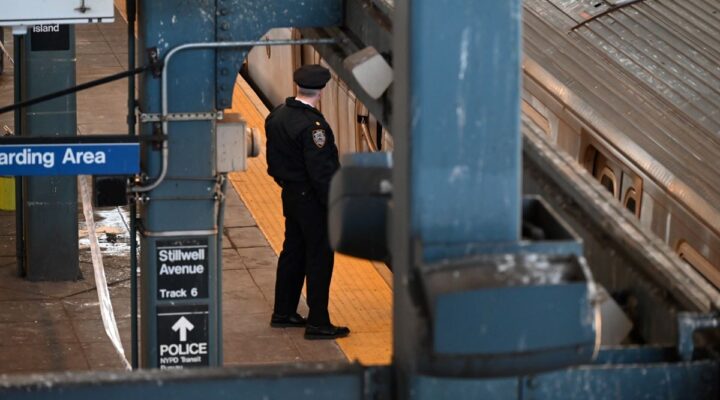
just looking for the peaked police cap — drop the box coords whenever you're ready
[293,64,331,89]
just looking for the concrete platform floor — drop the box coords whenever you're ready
[0,14,345,375]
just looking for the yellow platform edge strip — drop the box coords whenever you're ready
[228,76,392,365]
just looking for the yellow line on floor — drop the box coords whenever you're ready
[227,76,392,365]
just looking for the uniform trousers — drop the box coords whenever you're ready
[274,185,334,326]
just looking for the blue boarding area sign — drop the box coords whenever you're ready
[0,136,139,176]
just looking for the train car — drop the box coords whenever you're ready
[244,0,720,287]
[521,0,720,287]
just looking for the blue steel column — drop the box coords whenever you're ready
[138,1,220,368]
[409,1,522,259]
[392,0,522,395]
[22,26,79,281]
[13,34,25,277]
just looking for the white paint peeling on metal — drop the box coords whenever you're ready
[455,100,466,136]
[449,165,469,184]
[197,8,213,24]
[456,27,470,135]
[411,97,421,129]
[458,27,470,81]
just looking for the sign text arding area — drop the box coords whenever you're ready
[0,140,139,176]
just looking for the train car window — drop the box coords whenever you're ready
[625,197,637,214]
[582,144,597,172]
[600,175,614,194]
[677,241,720,288]
[587,144,621,200]
[376,121,383,151]
[624,188,638,216]
[599,167,617,197]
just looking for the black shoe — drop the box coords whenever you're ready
[270,313,307,328]
[304,324,350,340]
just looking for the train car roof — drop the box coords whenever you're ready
[523,0,720,233]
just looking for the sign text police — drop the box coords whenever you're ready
[157,305,209,369]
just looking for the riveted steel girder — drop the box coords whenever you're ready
[215,0,342,108]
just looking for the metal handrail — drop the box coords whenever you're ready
[131,37,336,193]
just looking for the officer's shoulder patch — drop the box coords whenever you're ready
[312,129,326,148]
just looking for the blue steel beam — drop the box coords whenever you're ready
[409,359,719,399]
[0,364,377,400]
[0,354,715,399]
[524,360,719,399]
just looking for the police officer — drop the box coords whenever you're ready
[265,64,350,340]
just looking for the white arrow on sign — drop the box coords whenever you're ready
[172,316,194,342]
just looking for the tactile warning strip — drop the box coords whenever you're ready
[227,76,392,365]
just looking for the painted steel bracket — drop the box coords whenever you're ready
[412,201,599,377]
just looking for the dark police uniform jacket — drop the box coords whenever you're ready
[266,97,340,206]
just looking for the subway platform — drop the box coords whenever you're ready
[0,12,388,375]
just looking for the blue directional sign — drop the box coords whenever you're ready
[0,136,139,176]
